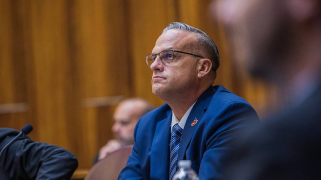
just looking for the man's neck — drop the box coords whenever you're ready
[169,99,197,120]
[166,85,210,120]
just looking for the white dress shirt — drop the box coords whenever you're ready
[171,102,196,131]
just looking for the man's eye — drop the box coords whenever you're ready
[151,54,157,60]
[164,53,174,60]
[120,121,130,126]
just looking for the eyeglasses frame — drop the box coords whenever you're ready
[144,49,204,66]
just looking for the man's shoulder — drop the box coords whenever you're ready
[136,103,171,127]
[226,96,321,178]
[0,128,19,138]
[211,85,253,107]
[236,93,321,153]
[142,103,171,118]
[0,128,20,146]
[224,86,321,180]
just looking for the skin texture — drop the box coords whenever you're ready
[150,29,213,119]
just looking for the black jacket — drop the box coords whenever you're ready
[0,128,78,180]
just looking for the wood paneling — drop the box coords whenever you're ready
[0,0,279,169]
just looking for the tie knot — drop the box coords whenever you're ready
[172,124,183,137]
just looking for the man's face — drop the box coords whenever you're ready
[150,29,200,99]
[212,0,290,79]
[112,103,138,146]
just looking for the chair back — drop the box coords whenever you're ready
[85,145,132,180]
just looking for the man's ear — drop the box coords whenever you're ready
[197,59,212,78]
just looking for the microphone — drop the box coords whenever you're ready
[21,124,33,135]
[0,124,33,158]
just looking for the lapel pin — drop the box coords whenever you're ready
[191,118,198,126]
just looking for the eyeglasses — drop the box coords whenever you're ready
[145,49,204,67]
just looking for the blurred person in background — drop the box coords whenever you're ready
[0,126,78,180]
[95,98,154,163]
[211,0,321,179]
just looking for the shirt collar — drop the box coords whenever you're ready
[171,102,196,131]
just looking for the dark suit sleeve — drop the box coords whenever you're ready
[1,133,78,180]
[198,102,259,180]
[118,119,143,180]
[118,143,143,180]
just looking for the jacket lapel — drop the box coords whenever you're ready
[178,86,216,161]
[150,111,172,180]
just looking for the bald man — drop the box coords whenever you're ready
[97,98,154,161]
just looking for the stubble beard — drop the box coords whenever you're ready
[152,82,179,102]
[152,83,168,100]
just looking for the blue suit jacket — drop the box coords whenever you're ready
[118,85,259,180]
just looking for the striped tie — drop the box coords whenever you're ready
[169,123,183,180]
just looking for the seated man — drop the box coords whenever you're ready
[0,125,78,180]
[118,22,259,180]
[96,98,154,162]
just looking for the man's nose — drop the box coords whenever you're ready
[150,56,164,71]
[112,124,120,133]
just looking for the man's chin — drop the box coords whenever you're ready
[152,85,163,96]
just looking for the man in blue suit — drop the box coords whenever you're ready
[118,22,259,180]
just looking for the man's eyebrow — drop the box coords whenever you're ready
[119,119,130,123]
[152,47,175,53]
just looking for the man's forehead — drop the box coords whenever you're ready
[114,111,135,121]
[153,29,196,52]
[114,118,131,123]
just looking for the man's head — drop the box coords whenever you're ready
[146,22,220,101]
[212,0,321,83]
[163,23,220,73]
[112,98,154,146]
